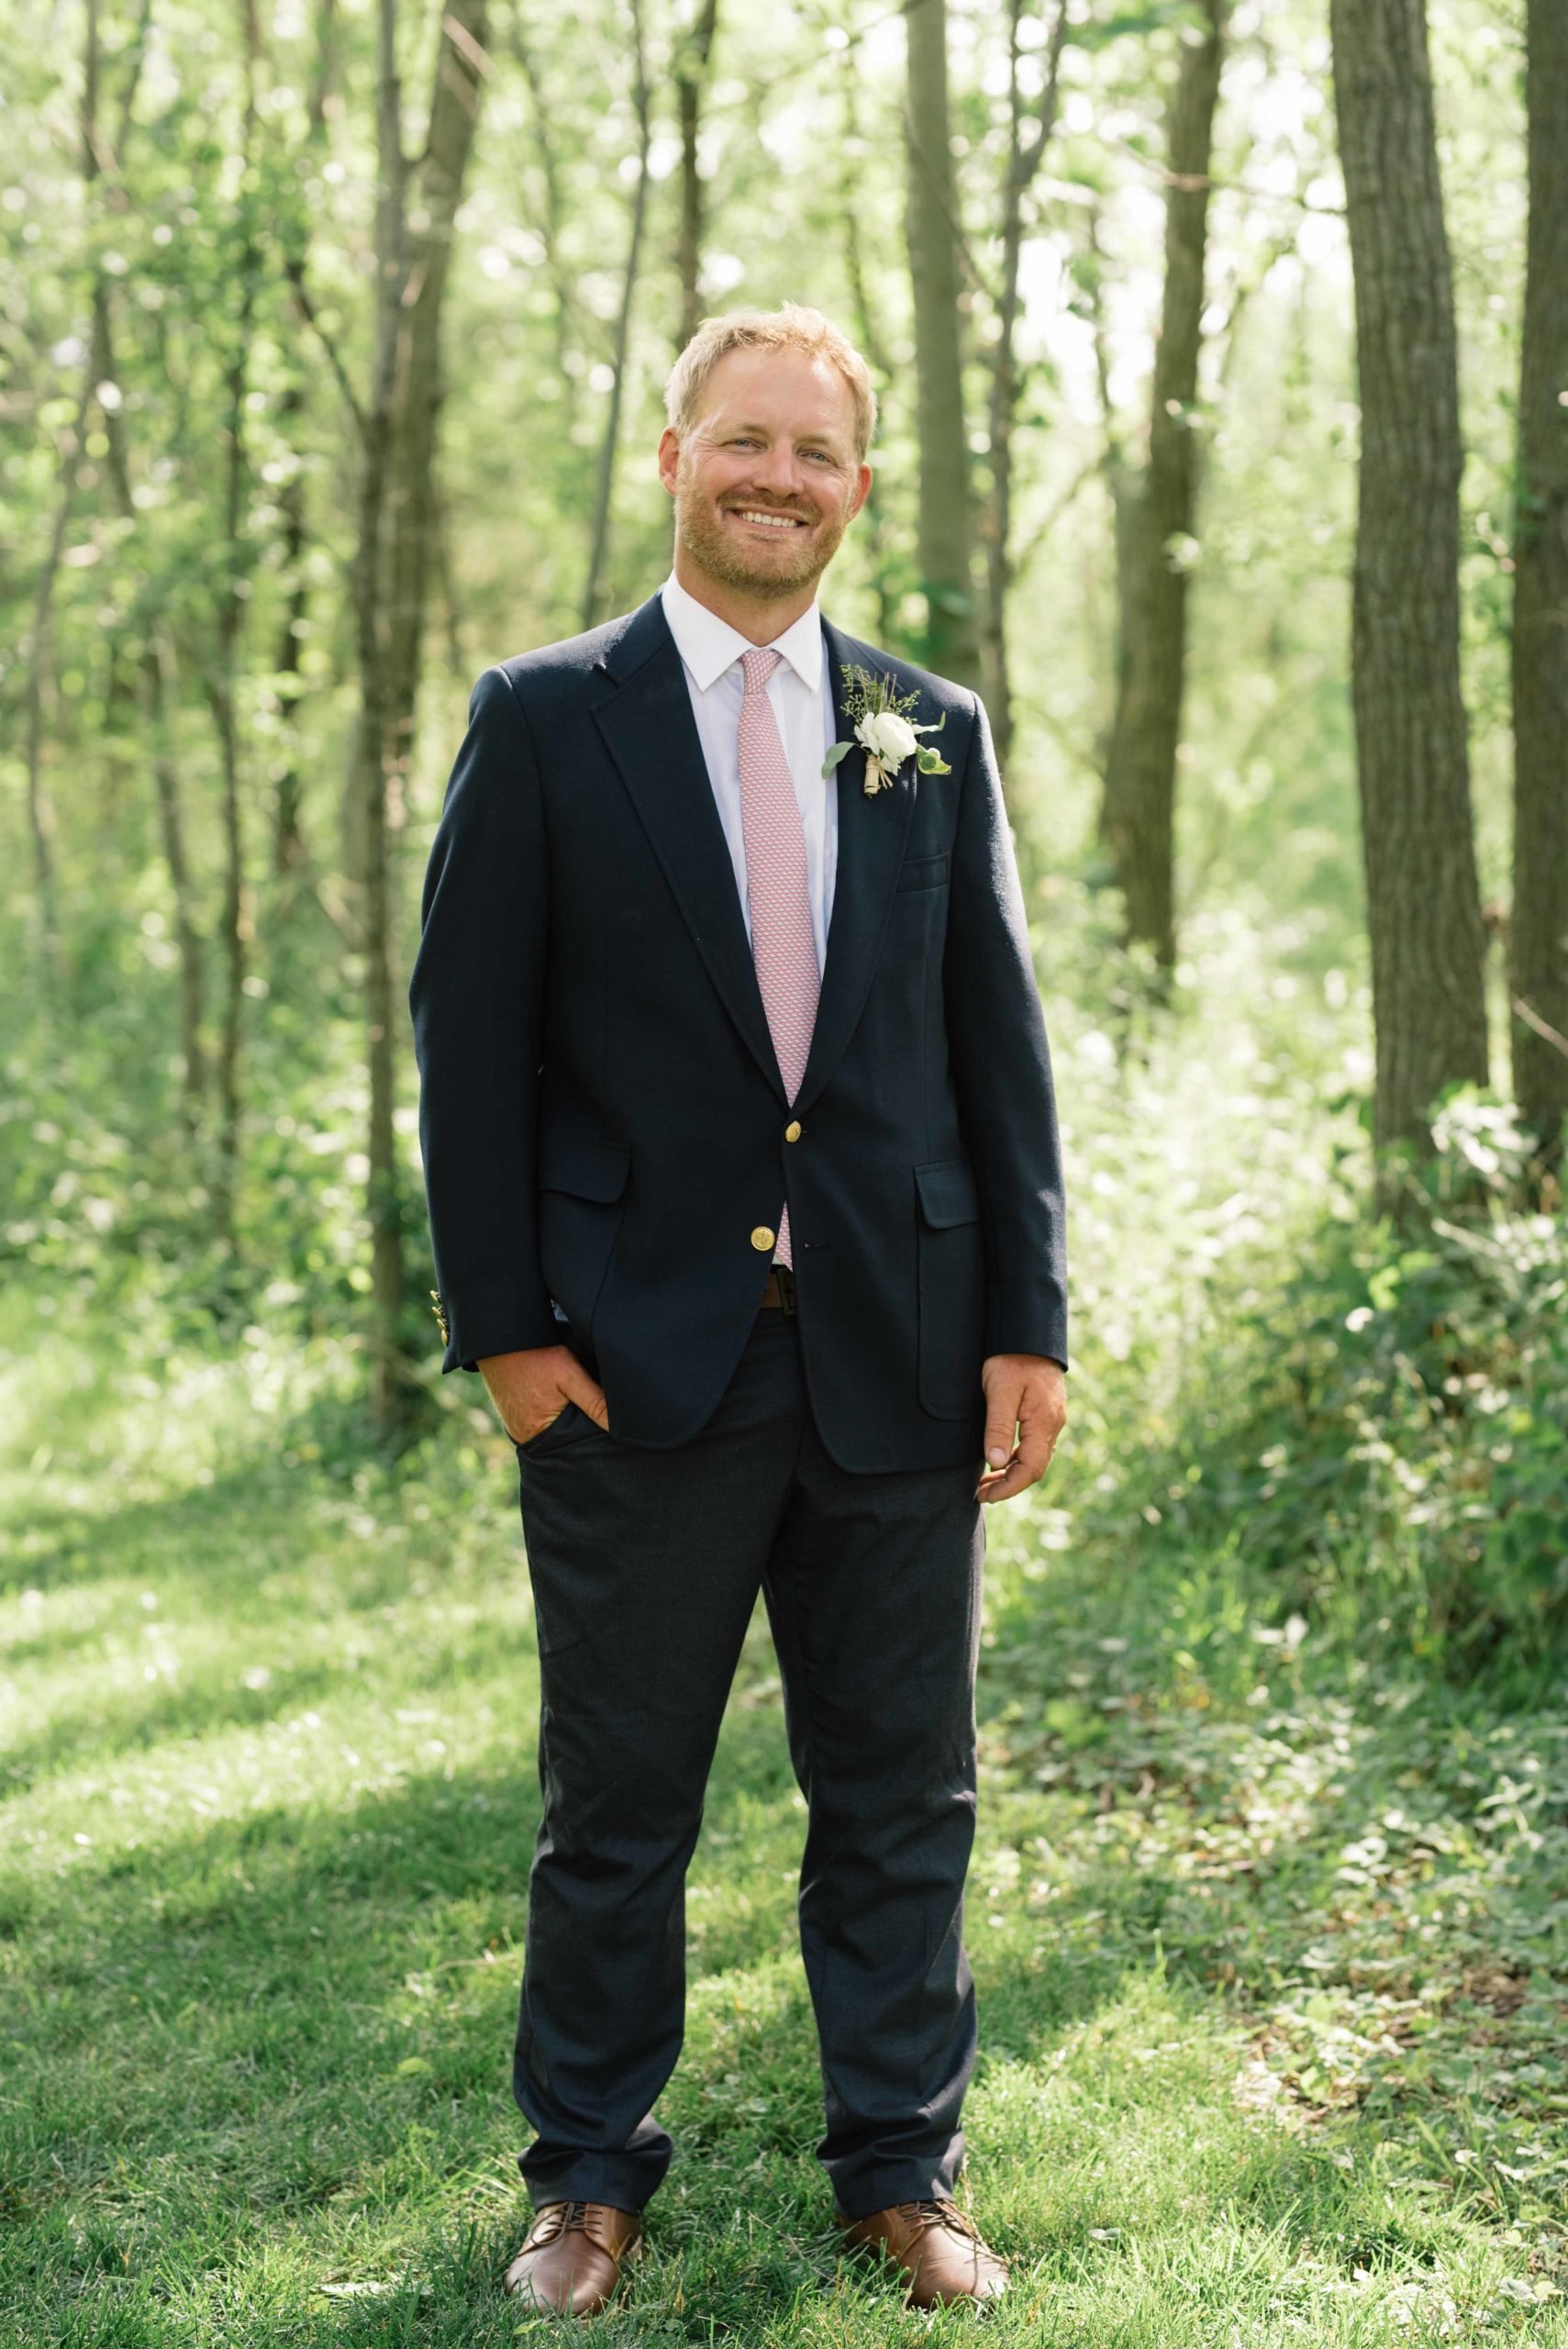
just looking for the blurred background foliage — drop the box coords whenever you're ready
[3,0,1562,1654]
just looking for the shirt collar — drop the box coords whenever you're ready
[660,570,824,695]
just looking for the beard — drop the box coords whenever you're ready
[673,464,850,596]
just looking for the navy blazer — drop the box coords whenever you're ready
[408,591,1067,1473]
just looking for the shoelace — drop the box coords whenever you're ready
[895,2199,984,2246]
[531,2199,614,2251]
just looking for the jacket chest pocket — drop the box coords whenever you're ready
[895,851,950,893]
[913,1159,985,1419]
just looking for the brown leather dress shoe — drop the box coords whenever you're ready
[502,2199,643,2315]
[836,2198,1009,2309]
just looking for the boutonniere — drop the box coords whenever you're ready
[821,662,951,797]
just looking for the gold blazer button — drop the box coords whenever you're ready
[750,1226,776,1253]
[784,1121,802,1143]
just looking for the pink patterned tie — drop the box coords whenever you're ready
[737,646,820,1266]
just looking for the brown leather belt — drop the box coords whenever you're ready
[759,1264,797,1316]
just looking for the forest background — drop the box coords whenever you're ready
[4,0,1568,2341]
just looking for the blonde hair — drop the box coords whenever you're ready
[664,304,878,462]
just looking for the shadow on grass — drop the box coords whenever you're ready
[5,1698,1260,2161]
[2,1699,1484,2343]
[7,1477,1520,2335]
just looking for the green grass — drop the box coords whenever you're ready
[5,1315,1567,2345]
[5,925,1567,2344]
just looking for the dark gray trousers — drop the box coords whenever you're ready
[510,1305,984,2221]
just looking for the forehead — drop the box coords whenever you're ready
[694,346,857,441]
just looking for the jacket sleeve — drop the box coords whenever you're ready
[943,691,1070,1370]
[408,664,560,1372]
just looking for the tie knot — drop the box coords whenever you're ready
[740,646,782,693]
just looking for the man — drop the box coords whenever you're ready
[409,304,1068,2318]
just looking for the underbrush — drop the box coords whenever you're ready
[1084,1093,1568,1684]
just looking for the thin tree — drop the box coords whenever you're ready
[291,0,491,1431]
[905,0,981,690]
[24,454,72,981]
[1099,0,1226,972]
[206,0,262,1243]
[272,0,338,879]
[270,445,309,877]
[1330,0,1489,1165]
[98,376,210,1120]
[675,0,720,347]
[82,1,206,1114]
[838,72,899,648]
[25,0,157,984]
[147,634,207,1122]
[983,0,1069,767]
[1510,0,1568,1169]
[582,0,651,629]
[24,0,116,981]
[508,9,583,411]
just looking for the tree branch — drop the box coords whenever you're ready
[284,258,367,440]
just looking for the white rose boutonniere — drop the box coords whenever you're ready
[859,708,920,771]
[821,662,951,796]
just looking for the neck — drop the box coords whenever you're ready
[671,544,820,644]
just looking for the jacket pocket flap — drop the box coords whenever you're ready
[915,1158,982,1228]
[895,851,950,892]
[539,1136,631,1203]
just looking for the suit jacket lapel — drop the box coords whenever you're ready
[794,618,919,1117]
[592,598,921,1119]
[592,595,784,1099]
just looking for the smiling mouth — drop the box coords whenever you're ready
[727,507,812,530]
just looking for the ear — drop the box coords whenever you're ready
[847,462,873,523]
[657,427,681,499]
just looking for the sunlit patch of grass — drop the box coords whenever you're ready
[5,918,1568,2343]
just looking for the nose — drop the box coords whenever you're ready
[749,440,808,504]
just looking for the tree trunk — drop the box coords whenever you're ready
[675,0,719,347]
[983,0,1069,769]
[24,487,70,979]
[1510,0,1568,1166]
[1330,0,1489,1165]
[1081,196,1128,799]
[384,3,490,803]
[1099,0,1225,971]
[838,74,899,647]
[147,634,207,1123]
[271,407,309,877]
[207,0,261,1244]
[83,17,206,1112]
[270,6,337,882]
[509,13,582,414]
[582,0,650,630]
[23,0,152,984]
[355,0,490,1437]
[904,0,980,690]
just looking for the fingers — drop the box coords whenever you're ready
[975,1355,1067,1504]
[972,1428,1047,1503]
[982,1380,1024,1475]
[558,1353,610,1431]
[482,1341,608,1442]
[976,1426,1053,1505]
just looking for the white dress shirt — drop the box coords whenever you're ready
[659,571,839,971]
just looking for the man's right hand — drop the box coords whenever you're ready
[477,1343,610,1446]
